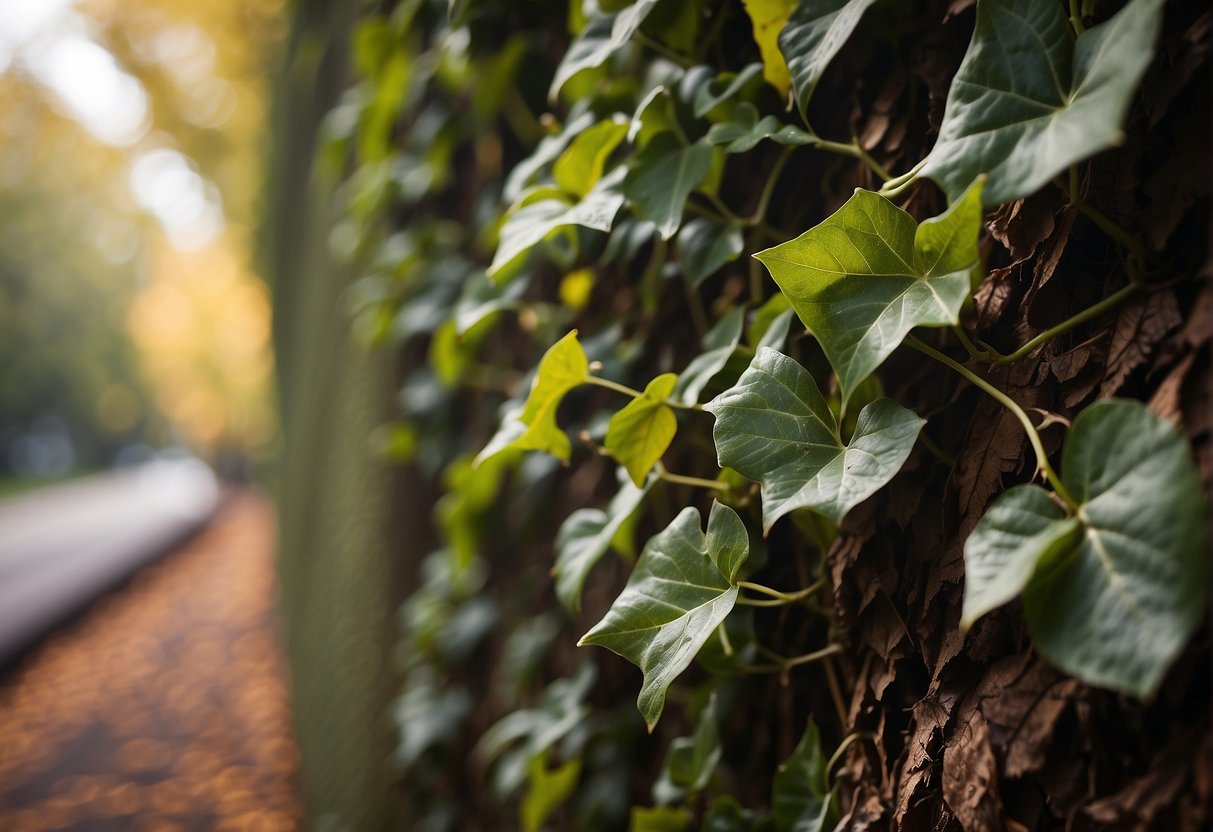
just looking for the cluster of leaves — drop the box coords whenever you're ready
[318,0,1210,828]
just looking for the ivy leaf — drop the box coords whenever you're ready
[454,273,529,335]
[579,502,750,729]
[960,485,1082,631]
[778,0,880,116]
[742,0,798,95]
[605,373,679,486]
[653,691,722,805]
[754,178,983,402]
[920,0,1164,206]
[705,348,924,532]
[630,806,692,832]
[477,331,587,464]
[554,116,630,198]
[553,469,651,613]
[772,718,837,832]
[705,103,814,153]
[521,751,582,832]
[629,86,678,149]
[693,63,764,118]
[674,307,745,404]
[624,136,714,240]
[963,400,1209,699]
[549,0,661,101]
[504,110,595,202]
[676,218,745,287]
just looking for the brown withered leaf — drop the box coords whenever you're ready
[1083,728,1205,828]
[1022,207,1078,315]
[978,658,1078,778]
[973,265,1019,332]
[986,190,1062,265]
[942,708,1004,832]
[1148,352,1195,425]
[1049,332,1109,409]
[893,687,958,824]
[1099,290,1182,397]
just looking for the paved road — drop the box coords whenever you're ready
[0,460,220,666]
[0,493,301,830]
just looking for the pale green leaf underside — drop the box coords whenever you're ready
[755,180,982,402]
[606,373,679,486]
[624,138,714,240]
[675,307,744,404]
[579,502,749,729]
[489,168,625,279]
[553,469,651,613]
[706,348,923,532]
[921,0,1164,205]
[778,0,880,116]
[548,0,660,101]
[963,400,1209,699]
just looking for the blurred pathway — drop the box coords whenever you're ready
[0,494,302,831]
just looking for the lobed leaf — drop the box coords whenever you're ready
[778,0,880,116]
[921,0,1164,206]
[623,136,714,240]
[674,307,745,404]
[706,348,924,532]
[605,373,679,486]
[754,179,983,402]
[579,502,750,729]
[963,400,1209,698]
[549,0,661,101]
[772,718,837,832]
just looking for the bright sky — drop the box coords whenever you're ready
[0,0,225,249]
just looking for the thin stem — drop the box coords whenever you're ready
[918,432,956,467]
[716,622,734,657]
[951,325,985,361]
[584,374,703,410]
[683,272,710,338]
[905,335,1076,507]
[813,138,891,181]
[707,192,748,226]
[782,643,844,669]
[749,255,765,306]
[823,656,849,728]
[826,732,872,779]
[633,31,693,68]
[988,282,1142,366]
[736,578,825,606]
[1069,0,1085,34]
[879,158,927,194]
[655,462,729,493]
[750,147,793,226]
[1056,175,1147,263]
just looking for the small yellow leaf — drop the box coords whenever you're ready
[741,0,797,95]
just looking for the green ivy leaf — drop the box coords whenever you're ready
[521,751,582,832]
[703,796,763,831]
[629,86,679,150]
[772,718,837,832]
[960,485,1082,631]
[754,178,983,402]
[489,169,626,279]
[454,273,529,335]
[630,806,692,832]
[676,218,745,287]
[706,348,923,532]
[742,0,798,95]
[963,400,1209,699]
[549,0,661,101]
[920,0,1164,205]
[778,0,879,116]
[606,373,679,486]
[477,331,587,464]
[694,63,764,118]
[653,691,722,805]
[553,468,651,613]
[624,136,714,240]
[705,103,814,153]
[504,110,595,201]
[580,502,750,729]
[675,307,745,404]
[554,116,630,198]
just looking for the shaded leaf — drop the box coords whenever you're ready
[580,502,750,729]
[454,273,530,334]
[921,0,1165,205]
[772,718,837,832]
[963,400,1209,698]
[694,63,764,117]
[630,806,692,832]
[754,179,984,401]
[554,468,651,613]
[675,307,745,404]
[605,373,679,486]
[521,751,582,832]
[504,110,595,201]
[489,169,626,278]
[778,0,880,115]
[705,103,814,153]
[624,136,714,240]
[706,348,924,532]
[549,0,661,101]
[676,218,745,287]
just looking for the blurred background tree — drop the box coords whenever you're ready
[0,0,282,486]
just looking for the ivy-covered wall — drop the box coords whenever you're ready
[270,0,1211,829]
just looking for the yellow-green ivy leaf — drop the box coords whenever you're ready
[605,373,679,486]
[521,751,582,832]
[554,116,629,198]
[742,0,798,95]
